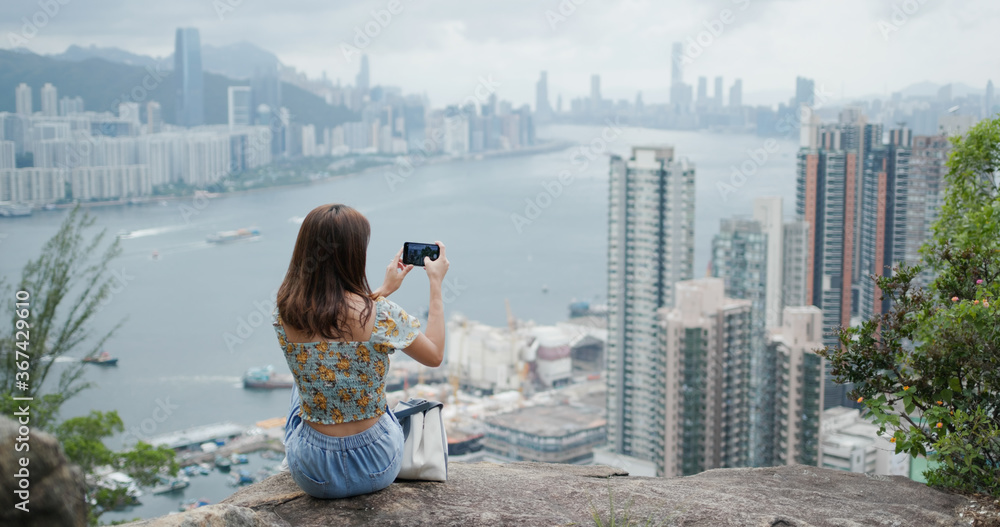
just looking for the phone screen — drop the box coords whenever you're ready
[403,242,440,266]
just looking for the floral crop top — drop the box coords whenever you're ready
[272,297,421,425]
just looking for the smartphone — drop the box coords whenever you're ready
[402,242,440,266]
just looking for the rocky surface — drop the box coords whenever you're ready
[117,461,982,527]
[0,415,88,527]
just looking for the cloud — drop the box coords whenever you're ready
[0,0,995,107]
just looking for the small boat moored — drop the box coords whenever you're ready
[243,365,294,389]
[150,476,190,494]
[207,228,260,244]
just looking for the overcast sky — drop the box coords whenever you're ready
[2,0,996,107]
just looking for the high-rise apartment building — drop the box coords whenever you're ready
[753,197,784,328]
[174,28,204,127]
[606,146,695,473]
[40,83,58,117]
[658,278,752,477]
[761,306,824,467]
[782,220,810,309]
[796,143,856,409]
[15,84,32,116]
[59,96,84,116]
[710,218,768,466]
[147,101,163,133]
[228,86,252,129]
[857,132,911,320]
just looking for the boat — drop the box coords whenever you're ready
[179,497,210,511]
[151,250,160,260]
[243,365,294,389]
[229,453,248,465]
[206,227,260,244]
[227,469,254,487]
[214,455,232,472]
[96,471,143,502]
[0,202,33,217]
[150,476,190,494]
[82,351,118,366]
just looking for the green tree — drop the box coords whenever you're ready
[0,206,178,524]
[56,411,179,525]
[820,116,1000,494]
[1,205,124,428]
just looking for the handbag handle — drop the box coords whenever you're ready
[393,399,444,420]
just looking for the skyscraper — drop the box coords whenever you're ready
[174,28,204,127]
[729,79,743,109]
[356,54,370,95]
[670,42,684,86]
[590,74,601,114]
[535,71,552,122]
[606,146,695,473]
[228,86,252,129]
[906,134,952,286]
[986,80,995,118]
[251,66,282,124]
[795,76,815,108]
[40,83,57,117]
[697,77,708,104]
[714,76,723,107]
[658,278,752,476]
[15,83,31,116]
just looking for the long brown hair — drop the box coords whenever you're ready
[276,204,374,340]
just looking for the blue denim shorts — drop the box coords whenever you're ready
[283,386,404,498]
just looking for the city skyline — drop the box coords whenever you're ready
[0,0,996,109]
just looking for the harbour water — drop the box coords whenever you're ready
[0,124,797,520]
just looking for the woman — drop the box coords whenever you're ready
[272,203,448,498]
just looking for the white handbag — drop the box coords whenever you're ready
[392,399,448,482]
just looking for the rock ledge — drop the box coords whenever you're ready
[122,462,975,527]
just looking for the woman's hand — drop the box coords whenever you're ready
[424,241,449,285]
[373,247,414,298]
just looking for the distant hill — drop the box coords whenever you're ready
[0,50,357,129]
[51,44,169,70]
[897,81,983,99]
[48,41,281,80]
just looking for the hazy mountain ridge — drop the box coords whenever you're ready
[0,49,357,129]
[48,41,281,80]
